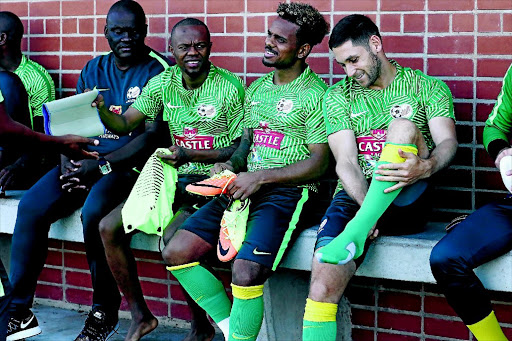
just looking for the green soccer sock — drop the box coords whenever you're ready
[317,143,418,265]
[303,298,337,341]
[229,284,264,341]
[168,262,231,336]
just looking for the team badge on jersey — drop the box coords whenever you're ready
[390,103,413,119]
[183,127,198,139]
[109,105,122,115]
[197,104,216,118]
[276,98,294,114]
[126,86,141,103]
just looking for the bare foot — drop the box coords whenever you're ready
[125,315,158,341]
[182,323,216,341]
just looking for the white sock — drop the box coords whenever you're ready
[217,317,230,341]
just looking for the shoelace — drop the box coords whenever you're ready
[80,313,116,339]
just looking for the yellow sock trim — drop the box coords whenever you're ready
[468,311,507,341]
[166,261,200,272]
[231,284,264,300]
[303,298,337,323]
[380,143,418,164]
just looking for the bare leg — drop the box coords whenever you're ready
[99,204,158,341]
[163,210,215,341]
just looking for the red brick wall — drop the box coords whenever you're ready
[2,0,512,339]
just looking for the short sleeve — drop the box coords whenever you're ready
[424,77,454,121]
[323,85,352,136]
[305,94,328,144]
[131,73,164,120]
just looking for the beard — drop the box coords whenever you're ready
[262,54,298,69]
[365,52,382,87]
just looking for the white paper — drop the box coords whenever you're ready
[43,89,106,137]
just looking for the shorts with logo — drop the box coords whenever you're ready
[174,174,210,213]
[315,180,432,265]
[180,184,318,270]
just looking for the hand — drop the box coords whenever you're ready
[157,145,190,168]
[496,147,512,175]
[210,161,234,176]
[0,163,21,192]
[368,226,379,240]
[89,89,106,112]
[226,171,262,200]
[374,148,429,193]
[55,134,99,160]
[59,159,100,192]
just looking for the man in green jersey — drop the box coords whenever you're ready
[95,18,244,341]
[429,64,512,340]
[0,12,56,193]
[163,4,330,341]
[304,15,458,340]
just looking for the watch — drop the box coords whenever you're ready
[98,157,112,175]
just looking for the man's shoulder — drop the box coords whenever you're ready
[16,55,53,83]
[211,65,245,98]
[324,77,351,101]
[400,64,447,90]
[81,52,112,71]
[146,49,174,70]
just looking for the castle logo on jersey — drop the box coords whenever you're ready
[390,103,413,119]
[356,129,387,155]
[174,127,214,150]
[126,86,141,103]
[253,121,284,149]
[276,98,294,114]
[197,104,217,118]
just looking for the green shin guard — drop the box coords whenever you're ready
[317,143,418,265]
[229,284,264,341]
[303,298,337,341]
[167,263,231,324]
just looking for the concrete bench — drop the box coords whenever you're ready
[2,190,511,340]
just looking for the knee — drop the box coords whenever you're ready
[429,243,465,281]
[232,260,269,286]
[98,217,119,245]
[161,239,192,267]
[309,274,344,303]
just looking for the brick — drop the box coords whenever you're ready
[0,2,28,17]
[137,261,168,280]
[45,250,63,266]
[381,0,425,11]
[379,292,421,312]
[30,37,60,52]
[378,311,421,333]
[477,81,502,100]
[478,13,501,32]
[478,36,512,55]
[424,295,458,316]
[428,36,474,54]
[457,125,474,144]
[66,287,92,305]
[247,0,282,13]
[377,333,421,341]
[478,0,512,9]
[428,58,473,77]
[454,102,474,122]
[149,17,166,34]
[453,14,474,32]
[65,270,92,288]
[345,285,376,306]
[30,55,60,71]
[62,0,94,16]
[212,36,244,53]
[477,103,494,122]
[453,147,473,167]
[63,37,93,52]
[246,76,259,85]
[147,299,168,317]
[435,189,472,210]
[140,0,166,15]
[96,37,111,53]
[381,14,401,33]
[393,57,423,71]
[505,14,512,32]
[404,14,424,33]
[79,18,95,34]
[62,54,92,71]
[168,0,204,14]
[246,36,264,53]
[504,328,512,341]
[63,18,78,34]
[352,328,374,340]
[95,0,115,15]
[429,0,474,10]
[171,302,191,320]
[30,19,44,35]
[308,57,330,75]
[385,36,423,53]
[141,280,168,299]
[145,36,167,54]
[170,284,187,302]
[477,59,511,77]
[476,148,495,168]
[334,0,377,11]
[377,280,423,293]
[428,14,449,33]
[476,125,484,145]
[476,170,503,190]
[64,241,86,252]
[306,0,331,12]
[46,19,60,34]
[35,284,63,301]
[64,251,89,270]
[209,56,244,74]
[226,16,244,33]
[21,37,28,52]
[352,308,375,327]
[436,168,472,188]
[48,239,62,249]
[247,16,265,33]
[315,38,329,53]
[30,1,60,17]
[494,303,512,324]
[207,17,225,34]
[208,0,243,13]
[40,267,62,284]
[444,80,473,99]
[424,317,469,339]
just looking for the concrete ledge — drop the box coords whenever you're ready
[1,190,511,292]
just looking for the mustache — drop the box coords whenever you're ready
[265,46,278,55]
